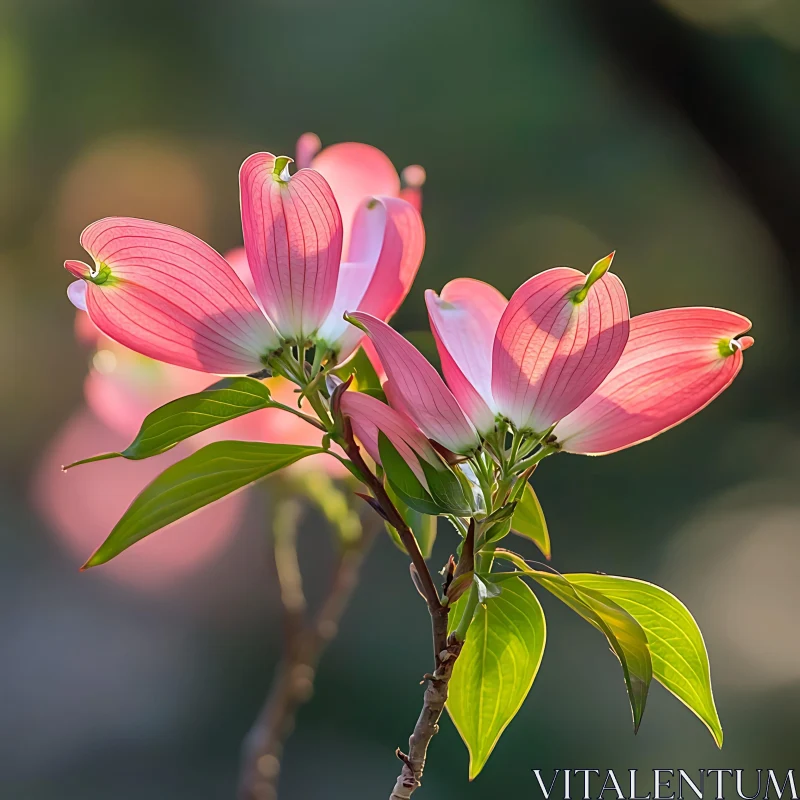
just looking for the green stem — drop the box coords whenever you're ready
[270,402,327,431]
[513,443,558,473]
[453,549,490,641]
[304,386,334,431]
[507,430,521,469]
[453,579,480,641]
[469,457,493,514]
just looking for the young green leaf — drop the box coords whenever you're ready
[567,574,723,747]
[83,441,322,568]
[419,458,473,516]
[377,432,441,516]
[384,480,438,558]
[65,377,276,467]
[474,573,501,603]
[493,552,652,732]
[511,482,550,559]
[447,577,547,780]
[483,502,517,526]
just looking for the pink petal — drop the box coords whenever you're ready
[311,142,401,252]
[239,153,343,340]
[362,338,386,382]
[348,312,479,454]
[318,196,425,360]
[492,267,629,432]
[339,390,440,489]
[553,308,753,455]
[65,218,279,375]
[426,279,507,434]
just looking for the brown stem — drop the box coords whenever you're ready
[339,417,462,797]
[238,508,376,800]
[340,420,443,619]
[389,632,464,799]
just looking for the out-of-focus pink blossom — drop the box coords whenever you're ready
[34,410,245,590]
[75,305,344,474]
[80,323,210,440]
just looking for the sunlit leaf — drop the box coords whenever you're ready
[83,441,322,568]
[493,552,652,731]
[567,573,723,747]
[447,577,546,779]
[511,482,550,559]
[65,377,276,466]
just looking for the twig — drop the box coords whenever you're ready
[389,632,464,799]
[337,420,465,798]
[238,500,377,800]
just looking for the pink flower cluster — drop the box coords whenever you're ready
[63,138,753,479]
[48,136,423,587]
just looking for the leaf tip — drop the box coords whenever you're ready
[63,452,121,470]
[81,547,109,570]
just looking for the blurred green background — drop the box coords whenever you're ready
[2,0,798,797]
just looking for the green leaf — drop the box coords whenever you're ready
[83,441,322,568]
[377,432,442,516]
[567,574,723,747]
[419,458,472,516]
[493,552,652,732]
[447,576,546,779]
[66,378,275,467]
[483,502,517,526]
[334,345,384,398]
[384,480,438,558]
[511,482,550,559]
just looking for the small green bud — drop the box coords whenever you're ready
[573,251,615,304]
[88,261,113,286]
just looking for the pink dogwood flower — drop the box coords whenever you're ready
[65,150,424,374]
[552,307,754,455]
[349,254,629,453]
[295,132,425,235]
[352,256,752,457]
